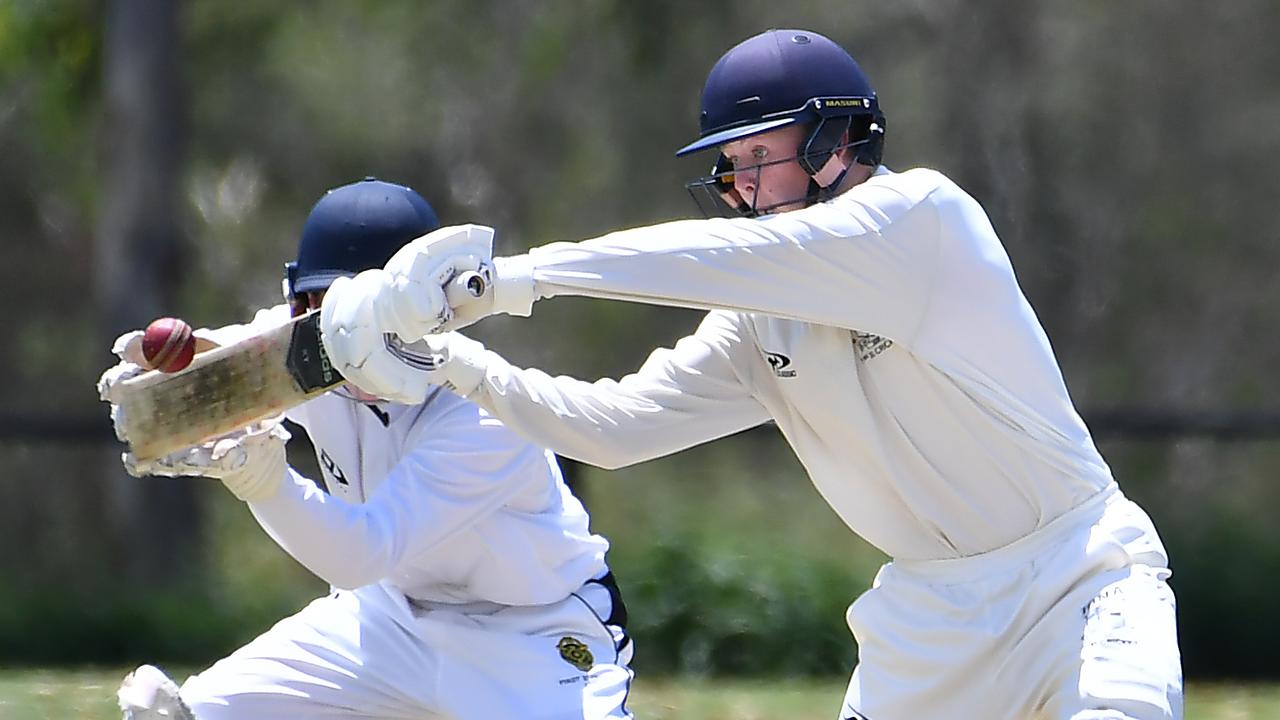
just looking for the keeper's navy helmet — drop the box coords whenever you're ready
[678,29,886,216]
[285,177,439,299]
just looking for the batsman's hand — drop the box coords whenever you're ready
[374,223,535,335]
[96,329,155,404]
[97,360,141,407]
[124,416,291,503]
[319,224,535,348]
[361,223,491,339]
[320,280,491,404]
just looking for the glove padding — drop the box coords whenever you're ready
[125,416,291,503]
[372,224,492,338]
[332,224,534,339]
[386,332,489,399]
[321,276,490,405]
[382,223,541,333]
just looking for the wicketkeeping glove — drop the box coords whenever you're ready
[124,416,291,503]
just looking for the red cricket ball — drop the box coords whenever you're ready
[142,317,196,373]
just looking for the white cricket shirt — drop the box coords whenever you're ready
[210,308,609,605]
[260,390,609,604]
[469,167,1116,561]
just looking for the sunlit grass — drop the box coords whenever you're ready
[2,668,1278,719]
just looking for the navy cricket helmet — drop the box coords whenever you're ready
[678,29,886,216]
[284,177,440,299]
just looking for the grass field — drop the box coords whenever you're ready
[2,669,1279,719]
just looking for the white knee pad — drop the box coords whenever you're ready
[118,664,196,720]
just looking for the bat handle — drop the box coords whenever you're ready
[445,270,487,307]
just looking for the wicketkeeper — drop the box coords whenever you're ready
[319,30,1183,720]
[101,179,634,720]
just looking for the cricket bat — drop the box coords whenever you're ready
[111,225,494,462]
[113,309,337,462]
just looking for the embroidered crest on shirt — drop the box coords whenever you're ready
[852,331,894,362]
[763,351,796,377]
[557,636,594,671]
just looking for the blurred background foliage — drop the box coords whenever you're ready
[2,0,1280,681]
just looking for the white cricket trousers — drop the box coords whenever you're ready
[179,579,633,719]
[839,485,1182,720]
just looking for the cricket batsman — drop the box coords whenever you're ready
[101,179,634,720]
[319,30,1182,720]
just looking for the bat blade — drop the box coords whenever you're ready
[114,311,341,462]
[109,255,489,463]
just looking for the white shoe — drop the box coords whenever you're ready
[118,664,195,719]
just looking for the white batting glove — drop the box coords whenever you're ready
[112,329,148,366]
[321,288,490,405]
[382,224,535,334]
[316,259,477,349]
[96,329,151,400]
[319,269,462,403]
[96,332,152,443]
[124,416,290,503]
[385,332,490,398]
[372,224,490,337]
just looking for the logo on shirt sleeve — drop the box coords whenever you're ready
[763,351,796,377]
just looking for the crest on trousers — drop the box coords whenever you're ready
[557,636,594,672]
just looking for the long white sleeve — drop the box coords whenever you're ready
[511,168,944,344]
[246,402,546,591]
[471,310,772,469]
